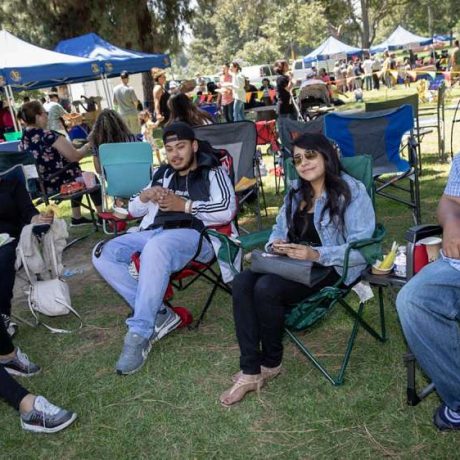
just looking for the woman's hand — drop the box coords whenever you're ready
[31,213,54,225]
[275,243,320,261]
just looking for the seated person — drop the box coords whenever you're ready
[259,78,274,106]
[18,101,102,227]
[220,133,375,407]
[88,109,139,174]
[0,314,76,433]
[396,154,460,431]
[0,175,53,337]
[93,122,236,375]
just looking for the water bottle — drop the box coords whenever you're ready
[394,245,407,278]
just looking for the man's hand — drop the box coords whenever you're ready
[442,221,460,258]
[139,186,164,203]
[31,213,54,225]
[158,190,186,212]
[273,242,320,261]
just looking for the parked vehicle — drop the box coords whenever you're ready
[241,65,277,86]
[291,59,314,85]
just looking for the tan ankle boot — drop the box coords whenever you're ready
[231,364,282,383]
[220,373,264,407]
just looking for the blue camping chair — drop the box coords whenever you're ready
[98,142,153,235]
[324,105,421,224]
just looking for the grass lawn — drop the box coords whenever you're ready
[2,86,459,458]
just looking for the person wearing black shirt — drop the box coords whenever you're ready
[0,177,53,335]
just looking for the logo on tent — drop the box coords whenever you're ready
[105,62,113,73]
[10,70,21,82]
[91,63,100,74]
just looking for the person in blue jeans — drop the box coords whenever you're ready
[93,122,236,375]
[396,154,460,431]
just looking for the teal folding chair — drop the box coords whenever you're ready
[98,142,153,235]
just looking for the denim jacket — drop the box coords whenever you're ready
[266,173,375,285]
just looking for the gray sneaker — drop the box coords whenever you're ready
[115,331,151,375]
[0,347,41,377]
[150,306,181,343]
[20,395,77,434]
[1,314,18,338]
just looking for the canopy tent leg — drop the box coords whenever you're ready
[6,85,20,132]
[102,74,113,109]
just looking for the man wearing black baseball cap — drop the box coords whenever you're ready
[93,122,236,375]
[112,70,140,134]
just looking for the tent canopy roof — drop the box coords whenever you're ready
[371,26,433,52]
[0,29,101,89]
[303,36,362,63]
[55,33,170,75]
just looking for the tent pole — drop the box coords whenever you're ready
[102,74,113,109]
[6,85,20,132]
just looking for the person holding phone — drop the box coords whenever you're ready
[220,133,375,407]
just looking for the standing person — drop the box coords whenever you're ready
[451,40,460,83]
[333,61,343,92]
[92,122,236,375]
[372,56,381,90]
[218,63,234,122]
[138,110,162,165]
[396,154,460,431]
[43,93,68,134]
[382,51,392,88]
[274,59,295,119]
[113,71,140,135]
[219,133,375,407]
[152,68,170,126]
[0,316,77,433]
[19,101,102,226]
[346,60,355,92]
[362,55,374,91]
[227,62,246,121]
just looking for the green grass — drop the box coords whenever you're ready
[2,87,459,458]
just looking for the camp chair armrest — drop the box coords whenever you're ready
[405,224,442,243]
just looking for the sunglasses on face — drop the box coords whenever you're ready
[293,150,320,166]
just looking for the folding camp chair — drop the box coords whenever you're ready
[324,105,422,225]
[194,121,267,231]
[281,154,386,385]
[365,93,429,174]
[98,142,153,235]
[255,120,282,194]
[418,81,447,162]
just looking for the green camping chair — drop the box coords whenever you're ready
[213,154,386,385]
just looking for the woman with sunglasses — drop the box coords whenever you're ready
[220,133,375,407]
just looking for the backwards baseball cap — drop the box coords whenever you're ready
[162,121,195,144]
[120,70,129,79]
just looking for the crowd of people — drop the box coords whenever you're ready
[1,50,459,435]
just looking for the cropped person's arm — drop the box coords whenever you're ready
[438,195,460,258]
[52,136,91,163]
[315,182,375,267]
[190,168,236,225]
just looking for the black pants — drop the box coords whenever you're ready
[0,241,17,317]
[232,269,339,374]
[70,185,102,209]
[222,102,234,123]
[0,316,28,410]
[372,73,380,90]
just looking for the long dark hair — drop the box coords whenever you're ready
[88,109,134,150]
[165,93,213,127]
[289,133,351,234]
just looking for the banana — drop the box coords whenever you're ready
[379,241,398,269]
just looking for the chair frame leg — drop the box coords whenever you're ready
[285,295,386,386]
[404,350,436,406]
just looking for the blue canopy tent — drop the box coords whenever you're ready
[371,26,433,53]
[55,33,170,77]
[303,36,362,64]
